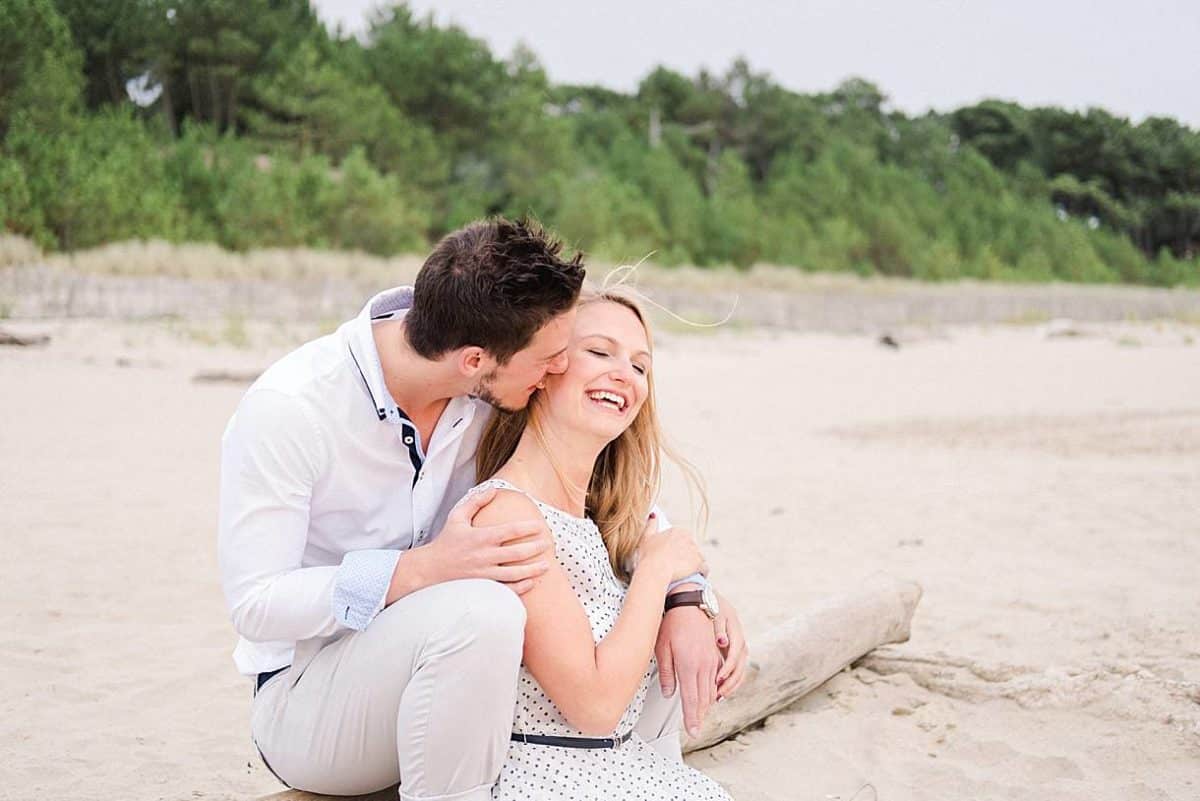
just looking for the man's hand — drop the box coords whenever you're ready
[713,591,748,700]
[386,488,554,604]
[655,599,722,739]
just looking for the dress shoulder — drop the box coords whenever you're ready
[469,477,534,500]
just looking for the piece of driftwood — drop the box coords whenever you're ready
[192,368,264,384]
[0,327,50,346]
[683,572,922,751]
[263,791,394,801]
[259,572,921,800]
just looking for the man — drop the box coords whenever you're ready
[218,218,747,800]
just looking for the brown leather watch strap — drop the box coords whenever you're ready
[664,589,704,612]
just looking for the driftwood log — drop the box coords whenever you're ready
[683,572,921,751]
[0,327,50,346]
[192,368,265,384]
[260,572,921,801]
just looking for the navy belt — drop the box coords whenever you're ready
[511,731,633,750]
[255,666,289,695]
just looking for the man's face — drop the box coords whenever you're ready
[474,309,576,412]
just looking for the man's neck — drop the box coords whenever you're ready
[372,320,465,421]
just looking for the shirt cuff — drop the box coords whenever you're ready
[667,572,710,592]
[331,549,401,630]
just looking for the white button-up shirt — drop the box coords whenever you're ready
[217,287,491,676]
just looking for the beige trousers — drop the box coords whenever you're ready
[251,578,684,800]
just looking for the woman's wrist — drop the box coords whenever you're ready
[667,572,709,593]
[633,555,674,593]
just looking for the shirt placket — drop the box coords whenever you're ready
[407,405,472,550]
[399,418,432,549]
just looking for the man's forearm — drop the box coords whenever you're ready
[329,549,402,630]
[385,545,441,606]
[229,564,344,642]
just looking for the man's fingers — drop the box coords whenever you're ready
[456,487,498,522]
[699,665,716,726]
[485,519,548,545]
[493,537,554,565]
[507,577,537,595]
[657,642,677,698]
[681,675,702,738]
[708,656,721,712]
[487,561,550,584]
[688,669,714,738]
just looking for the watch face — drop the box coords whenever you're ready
[702,585,719,617]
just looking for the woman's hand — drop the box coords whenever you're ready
[713,591,749,700]
[637,524,707,584]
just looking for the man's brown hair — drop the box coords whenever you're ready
[404,218,586,363]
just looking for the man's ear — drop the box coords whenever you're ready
[457,346,491,378]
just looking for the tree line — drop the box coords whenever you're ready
[1,0,1197,285]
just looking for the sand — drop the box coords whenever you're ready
[1,315,1197,801]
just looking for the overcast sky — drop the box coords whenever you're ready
[312,0,1200,128]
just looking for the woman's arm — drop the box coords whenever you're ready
[475,490,674,735]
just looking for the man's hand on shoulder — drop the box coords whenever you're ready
[386,487,555,605]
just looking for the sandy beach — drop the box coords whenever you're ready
[1,308,1197,800]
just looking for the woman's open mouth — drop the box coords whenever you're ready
[586,389,628,414]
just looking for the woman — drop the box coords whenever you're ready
[466,289,739,800]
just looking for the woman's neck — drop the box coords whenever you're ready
[499,423,605,517]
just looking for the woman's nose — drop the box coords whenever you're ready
[610,363,634,382]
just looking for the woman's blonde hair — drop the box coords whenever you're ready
[476,288,707,582]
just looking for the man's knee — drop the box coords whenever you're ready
[386,578,525,652]
[452,578,527,650]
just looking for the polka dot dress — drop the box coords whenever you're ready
[467,479,732,801]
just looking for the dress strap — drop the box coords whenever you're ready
[465,478,540,505]
[464,478,588,527]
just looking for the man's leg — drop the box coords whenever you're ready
[251,579,525,801]
[635,661,685,762]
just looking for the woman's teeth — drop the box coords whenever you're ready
[587,390,626,411]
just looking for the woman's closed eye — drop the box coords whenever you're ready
[587,347,647,375]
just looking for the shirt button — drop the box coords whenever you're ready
[403,436,414,445]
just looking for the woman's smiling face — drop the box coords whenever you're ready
[539,299,652,441]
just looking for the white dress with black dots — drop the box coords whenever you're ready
[464,479,732,801]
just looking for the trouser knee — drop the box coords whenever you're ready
[447,578,527,657]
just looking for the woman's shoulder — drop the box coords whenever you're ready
[468,478,545,527]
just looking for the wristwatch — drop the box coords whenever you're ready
[664,585,720,619]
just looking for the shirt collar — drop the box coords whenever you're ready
[345,286,478,432]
